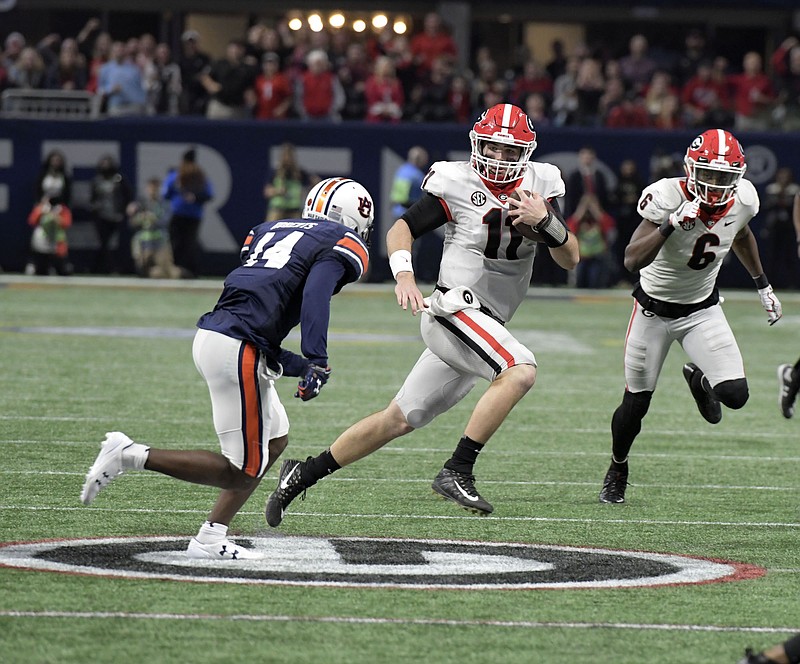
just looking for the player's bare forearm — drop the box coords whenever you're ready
[386,218,414,254]
[549,232,580,270]
[731,226,765,278]
[623,220,665,272]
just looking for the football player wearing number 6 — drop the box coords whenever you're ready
[265,103,578,524]
[599,129,782,504]
[80,177,374,559]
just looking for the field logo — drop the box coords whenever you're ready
[0,536,763,590]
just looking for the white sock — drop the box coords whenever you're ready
[121,442,150,471]
[195,521,228,544]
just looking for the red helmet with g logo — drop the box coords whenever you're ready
[684,129,746,205]
[469,103,537,184]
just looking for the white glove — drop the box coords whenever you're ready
[758,285,782,325]
[668,200,700,230]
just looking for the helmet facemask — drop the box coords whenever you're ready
[469,103,537,185]
[684,159,745,206]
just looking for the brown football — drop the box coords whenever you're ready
[508,189,531,201]
[507,189,551,243]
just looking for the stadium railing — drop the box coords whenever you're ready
[0,89,102,120]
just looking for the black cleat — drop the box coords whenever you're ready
[599,463,628,504]
[431,468,493,515]
[737,647,778,664]
[683,363,722,424]
[778,363,796,419]
[265,459,308,527]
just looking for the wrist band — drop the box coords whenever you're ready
[658,221,675,238]
[389,249,413,278]
[753,274,769,289]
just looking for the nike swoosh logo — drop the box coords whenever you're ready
[280,463,300,489]
[454,481,479,502]
[724,221,736,226]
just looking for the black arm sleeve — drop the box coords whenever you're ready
[547,197,566,224]
[400,193,450,239]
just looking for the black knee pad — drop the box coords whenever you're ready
[712,378,749,410]
[621,389,653,419]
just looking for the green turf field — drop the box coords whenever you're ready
[0,276,797,664]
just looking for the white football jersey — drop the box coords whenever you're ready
[637,177,759,303]
[423,160,565,322]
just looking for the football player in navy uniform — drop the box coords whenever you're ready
[81,177,373,559]
[265,103,579,526]
[598,129,782,504]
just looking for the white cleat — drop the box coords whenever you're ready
[186,538,264,560]
[80,431,134,505]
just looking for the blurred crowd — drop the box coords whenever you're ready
[2,13,800,131]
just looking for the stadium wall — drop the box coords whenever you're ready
[0,117,791,283]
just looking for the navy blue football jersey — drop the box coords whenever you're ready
[197,219,369,366]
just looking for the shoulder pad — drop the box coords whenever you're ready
[736,178,759,214]
[528,162,566,198]
[637,178,684,223]
[421,161,468,198]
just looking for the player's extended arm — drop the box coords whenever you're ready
[386,218,427,315]
[509,192,579,270]
[732,225,782,325]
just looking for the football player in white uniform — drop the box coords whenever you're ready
[599,129,782,504]
[266,103,578,525]
[776,191,800,420]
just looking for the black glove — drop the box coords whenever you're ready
[295,364,331,401]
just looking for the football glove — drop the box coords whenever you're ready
[295,363,331,401]
[757,285,782,325]
[668,200,700,230]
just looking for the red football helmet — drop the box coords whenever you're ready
[683,129,746,205]
[469,103,537,184]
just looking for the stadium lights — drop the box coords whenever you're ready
[286,12,411,34]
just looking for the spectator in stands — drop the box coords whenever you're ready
[681,59,731,128]
[471,58,503,114]
[202,38,258,120]
[609,158,645,284]
[162,148,213,278]
[410,12,457,76]
[386,34,416,100]
[652,92,684,129]
[729,50,775,131]
[761,167,800,289]
[254,51,292,120]
[7,47,47,89]
[573,56,606,126]
[411,55,456,122]
[135,33,157,78]
[566,193,616,288]
[2,31,26,71]
[618,34,657,94]
[146,43,181,115]
[365,55,404,123]
[598,76,626,123]
[98,41,147,116]
[26,194,72,276]
[89,155,132,274]
[523,92,550,127]
[448,74,473,124]
[45,38,88,90]
[643,70,679,119]
[295,49,345,121]
[674,28,710,86]
[566,145,610,216]
[178,30,211,116]
[551,54,580,126]
[605,90,651,128]
[545,39,567,81]
[771,36,800,131]
[84,30,111,95]
[510,59,553,108]
[263,142,318,222]
[337,42,370,121]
